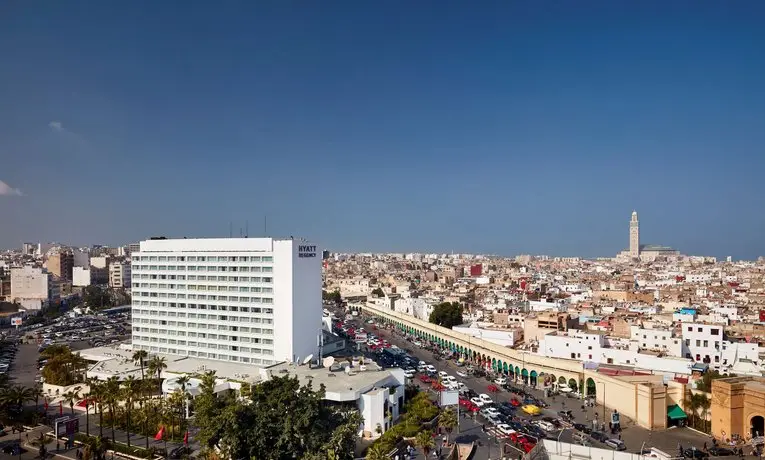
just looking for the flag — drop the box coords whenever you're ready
[183,431,189,445]
[154,426,165,441]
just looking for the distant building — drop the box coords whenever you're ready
[46,247,74,281]
[109,261,131,289]
[9,266,58,310]
[617,210,680,261]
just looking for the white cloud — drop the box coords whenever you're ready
[0,180,22,196]
[49,121,64,132]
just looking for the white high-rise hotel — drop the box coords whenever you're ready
[130,237,321,366]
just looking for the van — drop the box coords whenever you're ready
[535,420,555,432]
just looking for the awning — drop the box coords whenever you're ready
[667,404,687,420]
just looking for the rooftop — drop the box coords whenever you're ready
[264,359,405,402]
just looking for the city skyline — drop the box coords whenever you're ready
[2,3,764,259]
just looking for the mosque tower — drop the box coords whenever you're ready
[629,211,640,257]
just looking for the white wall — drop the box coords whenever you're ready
[73,267,92,287]
[10,267,50,300]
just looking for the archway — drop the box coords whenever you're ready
[530,370,538,387]
[546,374,556,387]
[752,415,765,438]
[492,358,497,372]
[508,365,515,379]
[568,378,578,392]
[521,368,529,385]
[586,378,596,396]
[558,376,567,385]
[503,362,509,375]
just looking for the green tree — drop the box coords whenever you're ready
[195,374,361,460]
[365,443,389,460]
[695,370,725,392]
[414,430,435,456]
[122,375,139,447]
[428,302,464,328]
[62,388,81,415]
[322,290,342,304]
[438,407,458,444]
[132,350,148,380]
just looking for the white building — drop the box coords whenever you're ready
[131,237,322,367]
[72,267,93,287]
[10,266,57,310]
[630,325,683,357]
[682,323,724,367]
[109,261,132,289]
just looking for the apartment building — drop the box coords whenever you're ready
[109,261,132,289]
[46,247,74,281]
[131,237,321,367]
[682,323,724,366]
[630,325,683,356]
[9,266,58,310]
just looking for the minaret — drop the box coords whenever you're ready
[629,211,640,257]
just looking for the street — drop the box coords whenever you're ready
[363,316,727,459]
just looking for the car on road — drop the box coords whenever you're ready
[708,447,735,457]
[478,393,493,405]
[573,423,591,434]
[590,431,609,443]
[496,423,515,436]
[604,439,627,451]
[494,376,507,385]
[470,397,485,407]
[456,370,467,378]
[522,404,541,415]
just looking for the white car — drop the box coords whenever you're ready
[443,376,457,385]
[456,382,468,391]
[483,407,500,417]
[403,370,415,379]
[494,376,507,385]
[438,371,448,379]
[496,424,516,436]
[478,394,493,405]
[426,365,436,374]
[456,370,467,378]
[470,397,485,408]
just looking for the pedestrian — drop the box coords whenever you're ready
[703,442,707,451]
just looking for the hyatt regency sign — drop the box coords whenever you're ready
[298,245,317,258]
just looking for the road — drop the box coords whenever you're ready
[359,315,731,459]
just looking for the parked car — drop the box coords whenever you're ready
[605,439,627,451]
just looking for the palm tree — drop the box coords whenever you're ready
[438,407,458,445]
[414,430,435,456]
[62,388,81,415]
[176,375,190,425]
[148,356,167,396]
[698,393,711,433]
[132,350,148,380]
[365,443,388,460]
[90,381,105,438]
[123,376,139,447]
[104,377,121,443]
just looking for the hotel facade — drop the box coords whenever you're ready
[131,237,321,366]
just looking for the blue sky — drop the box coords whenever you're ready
[1,2,764,259]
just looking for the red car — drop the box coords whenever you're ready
[419,375,431,383]
[509,398,521,407]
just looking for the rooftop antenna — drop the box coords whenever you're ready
[229,222,233,238]
[264,215,268,236]
[245,220,249,238]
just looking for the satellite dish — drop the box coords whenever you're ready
[302,354,314,365]
[323,356,335,368]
